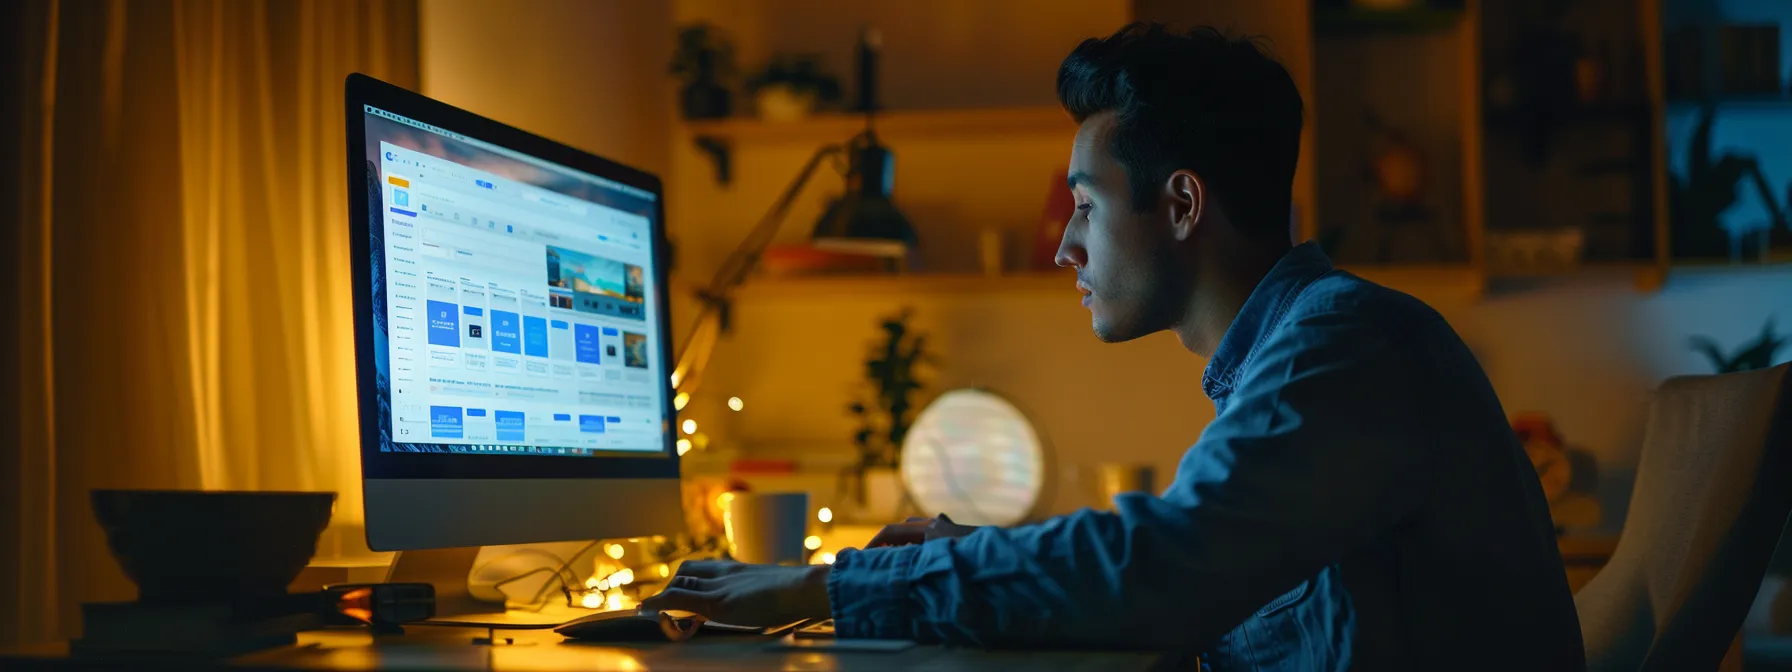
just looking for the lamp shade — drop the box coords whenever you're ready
[811,131,915,258]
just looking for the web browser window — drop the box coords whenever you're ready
[361,105,666,457]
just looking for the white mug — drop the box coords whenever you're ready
[722,492,810,565]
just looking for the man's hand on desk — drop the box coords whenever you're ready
[640,560,832,627]
[866,514,978,548]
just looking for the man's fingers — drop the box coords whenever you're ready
[668,575,719,592]
[640,587,719,616]
[675,560,740,578]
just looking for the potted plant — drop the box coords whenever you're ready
[840,309,928,522]
[670,23,736,120]
[746,54,842,122]
[1691,318,1787,373]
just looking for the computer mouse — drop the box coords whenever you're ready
[554,609,701,642]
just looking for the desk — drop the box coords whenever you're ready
[1,627,1180,671]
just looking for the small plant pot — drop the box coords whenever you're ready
[755,84,818,123]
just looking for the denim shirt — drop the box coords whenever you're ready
[828,242,1585,671]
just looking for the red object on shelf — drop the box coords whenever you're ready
[1033,172,1075,270]
[759,244,893,277]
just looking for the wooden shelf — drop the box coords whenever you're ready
[736,265,1487,301]
[736,271,1071,300]
[680,106,1074,145]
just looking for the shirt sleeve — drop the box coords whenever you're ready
[826,310,1434,650]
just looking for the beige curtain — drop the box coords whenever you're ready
[4,0,418,644]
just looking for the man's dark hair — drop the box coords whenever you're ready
[1057,23,1303,242]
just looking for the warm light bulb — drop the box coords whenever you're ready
[673,392,690,411]
[682,419,697,435]
[581,592,603,609]
[727,397,744,411]
[585,577,602,589]
[606,543,626,560]
[817,507,833,523]
[605,592,623,611]
[676,439,692,456]
[657,563,670,578]
[596,579,609,591]
[815,552,836,565]
[804,535,823,550]
[610,568,635,586]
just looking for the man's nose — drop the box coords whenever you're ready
[1054,228,1084,269]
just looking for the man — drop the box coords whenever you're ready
[644,23,1584,670]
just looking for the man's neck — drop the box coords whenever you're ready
[1171,242,1287,359]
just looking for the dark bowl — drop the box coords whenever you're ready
[91,490,336,604]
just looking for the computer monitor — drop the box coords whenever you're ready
[344,74,684,584]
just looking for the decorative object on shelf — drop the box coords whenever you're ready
[1574,40,1611,107]
[1510,414,1601,533]
[1669,106,1790,261]
[670,23,736,121]
[900,389,1045,527]
[1718,24,1781,96]
[1484,227,1585,273]
[978,229,1004,277]
[1363,111,1446,262]
[1034,171,1074,270]
[1691,318,1787,374]
[668,29,916,407]
[746,54,842,123]
[852,26,882,115]
[841,309,929,522]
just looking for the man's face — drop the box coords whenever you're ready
[1055,112,1184,343]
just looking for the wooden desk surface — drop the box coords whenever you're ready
[2,627,1180,671]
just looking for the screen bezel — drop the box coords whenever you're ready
[345,73,679,481]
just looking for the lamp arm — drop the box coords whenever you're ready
[670,143,847,399]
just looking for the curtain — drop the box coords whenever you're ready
[4,0,418,644]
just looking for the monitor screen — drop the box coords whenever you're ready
[360,105,669,458]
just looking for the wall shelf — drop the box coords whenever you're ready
[735,271,1072,300]
[680,106,1074,145]
[733,265,1490,302]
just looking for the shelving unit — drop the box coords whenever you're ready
[729,265,1486,302]
[680,106,1073,145]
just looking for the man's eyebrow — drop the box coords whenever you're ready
[1067,171,1092,190]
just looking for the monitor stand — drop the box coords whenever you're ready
[385,547,505,617]
[383,547,574,629]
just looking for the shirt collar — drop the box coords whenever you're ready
[1200,241,1335,400]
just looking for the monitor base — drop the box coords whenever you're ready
[384,547,508,619]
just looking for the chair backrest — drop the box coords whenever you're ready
[1576,362,1792,671]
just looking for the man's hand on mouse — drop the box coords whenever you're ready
[866,513,978,548]
[640,560,831,627]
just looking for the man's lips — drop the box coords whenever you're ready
[1075,281,1092,306]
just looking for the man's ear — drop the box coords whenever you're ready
[1166,170,1204,242]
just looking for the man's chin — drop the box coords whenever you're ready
[1090,318,1139,344]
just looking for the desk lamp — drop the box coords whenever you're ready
[671,27,914,407]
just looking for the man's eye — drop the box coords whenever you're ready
[1075,202,1093,212]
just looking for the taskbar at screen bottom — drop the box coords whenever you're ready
[384,443,667,457]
